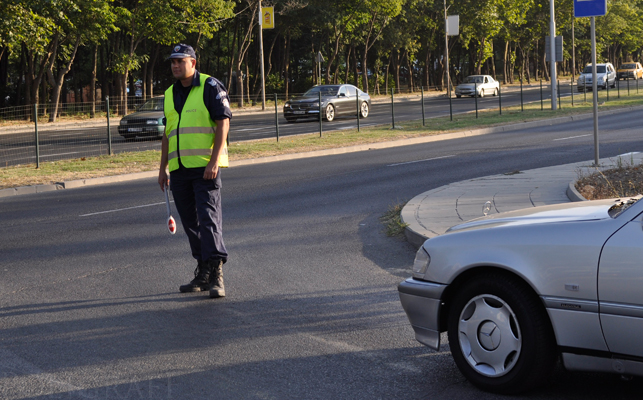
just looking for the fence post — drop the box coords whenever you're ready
[474,82,478,118]
[520,78,524,111]
[499,84,502,115]
[617,79,619,99]
[557,80,561,109]
[106,96,112,155]
[627,78,630,96]
[356,90,360,132]
[540,80,543,110]
[391,88,395,129]
[421,86,425,126]
[274,93,280,142]
[318,92,322,137]
[571,80,574,106]
[34,104,40,169]
[448,84,453,121]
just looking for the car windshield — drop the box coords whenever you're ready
[463,76,483,84]
[620,64,637,69]
[583,65,606,74]
[304,86,340,97]
[139,97,164,111]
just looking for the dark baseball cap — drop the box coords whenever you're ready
[166,44,196,61]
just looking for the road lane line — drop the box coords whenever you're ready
[79,201,169,217]
[553,134,591,141]
[387,154,455,167]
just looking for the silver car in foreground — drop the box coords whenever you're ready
[398,196,643,393]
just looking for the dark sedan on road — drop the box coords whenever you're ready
[283,84,371,122]
[118,96,165,140]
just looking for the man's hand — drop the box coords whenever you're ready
[204,160,219,180]
[158,169,169,191]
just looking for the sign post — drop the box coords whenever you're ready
[258,5,274,110]
[574,0,606,166]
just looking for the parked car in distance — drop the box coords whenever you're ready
[283,84,371,122]
[577,63,616,91]
[118,96,165,140]
[617,62,643,80]
[454,75,499,98]
[398,195,643,394]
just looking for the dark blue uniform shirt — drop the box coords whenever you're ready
[166,70,232,123]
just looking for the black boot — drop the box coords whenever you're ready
[208,259,225,298]
[179,260,212,293]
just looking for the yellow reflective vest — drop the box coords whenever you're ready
[164,73,229,172]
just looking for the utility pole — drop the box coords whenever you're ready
[444,0,450,95]
[550,0,557,110]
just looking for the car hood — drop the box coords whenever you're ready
[288,96,333,104]
[121,111,163,120]
[579,72,607,78]
[446,198,623,233]
[456,83,479,88]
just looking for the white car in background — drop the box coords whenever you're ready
[577,63,617,91]
[454,75,499,98]
[398,195,643,394]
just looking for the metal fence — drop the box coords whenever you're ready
[1,80,636,169]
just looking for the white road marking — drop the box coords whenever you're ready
[80,201,170,217]
[235,127,266,132]
[387,154,455,167]
[553,134,591,141]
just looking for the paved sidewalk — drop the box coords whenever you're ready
[401,152,643,248]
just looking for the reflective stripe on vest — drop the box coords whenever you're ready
[164,73,229,172]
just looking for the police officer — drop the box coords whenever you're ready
[158,44,231,298]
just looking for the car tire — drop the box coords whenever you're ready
[324,104,335,122]
[359,102,369,118]
[456,95,461,98]
[121,135,134,141]
[479,89,485,98]
[493,88,498,97]
[447,272,556,394]
[285,117,297,123]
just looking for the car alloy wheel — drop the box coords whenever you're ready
[360,102,369,118]
[325,104,335,122]
[447,273,556,394]
[493,88,498,96]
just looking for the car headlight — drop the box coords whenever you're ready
[120,120,127,125]
[146,120,159,125]
[284,102,291,108]
[311,102,320,107]
[598,76,605,82]
[412,247,431,278]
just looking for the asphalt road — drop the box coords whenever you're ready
[1,108,643,399]
[0,83,576,167]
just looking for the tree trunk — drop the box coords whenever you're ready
[384,52,391,94]
[344,46,351,84]
[90,44,98,118]
[503,41,509,84]
[284,31,290,99]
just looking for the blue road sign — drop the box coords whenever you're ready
[574,0,606,17]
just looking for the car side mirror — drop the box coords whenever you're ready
[339,93,346,97]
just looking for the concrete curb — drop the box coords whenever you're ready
[566,181,587,202]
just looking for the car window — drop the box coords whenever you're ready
[139,98,164,111]
[346,86,356,96]
[338,87,347,96]
[583,65,606,74]
[621,64,636,69]
[304,86,340,96]
[464,76,483,84]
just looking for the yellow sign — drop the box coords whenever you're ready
[262,7,274,29]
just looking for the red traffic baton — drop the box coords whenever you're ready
[164,183,177,235]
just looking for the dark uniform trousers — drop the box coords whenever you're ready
[170,166,228,264]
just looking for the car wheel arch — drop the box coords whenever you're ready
[437,266,548,334]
